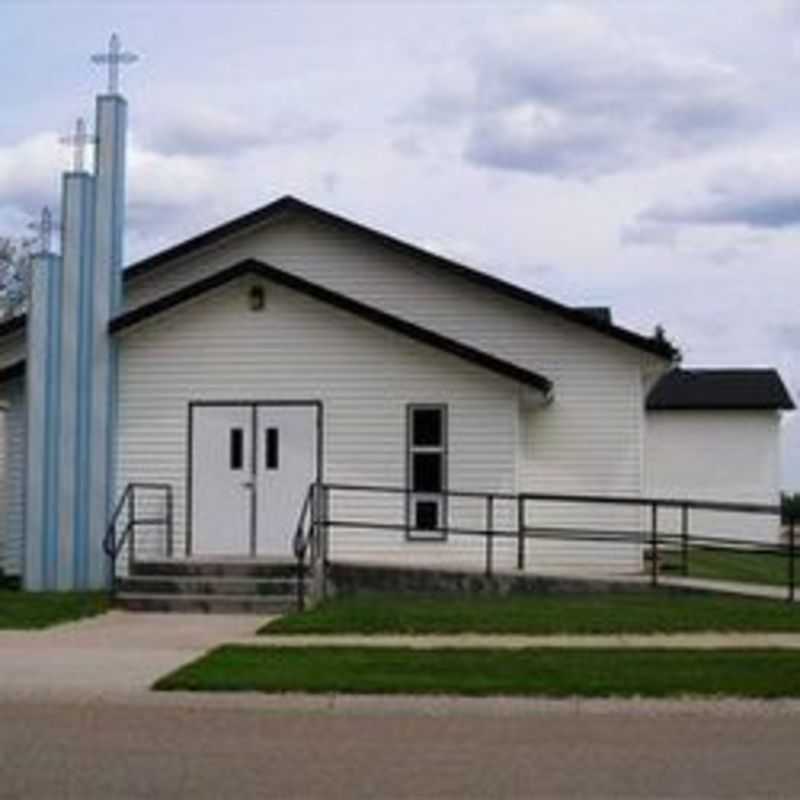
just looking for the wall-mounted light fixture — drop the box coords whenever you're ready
[248,284,265,311]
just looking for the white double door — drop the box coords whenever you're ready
[191,403,318,557]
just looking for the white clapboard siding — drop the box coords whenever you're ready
[646,411,783,543]
[0,408,6,573]
[117,277,522,569]
[123,215,660,572]
[0,332,28,575]
[0,378,25,575]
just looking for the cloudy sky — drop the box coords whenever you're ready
[2,0,799,487]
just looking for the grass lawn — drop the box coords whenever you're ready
[154,645,800,698]
[260,591,800,636]
[0,590,109,630]
[663,548,799,588]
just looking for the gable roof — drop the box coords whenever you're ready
[124,195,676,361]
[647,369,795,411]
[111,258,553,395]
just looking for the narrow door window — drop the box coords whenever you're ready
[230,427,244,470]
[265,427,279,470]
[407,405,447,539]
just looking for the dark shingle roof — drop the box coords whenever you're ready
[0,199,678,360]
[110,258,553,395]
[647,369,795,411]
[124,196,676,360]
[576,306,612,324]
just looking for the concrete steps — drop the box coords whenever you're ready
[132,560,301,579]
[116,593,297,614]
[115,559,306,614]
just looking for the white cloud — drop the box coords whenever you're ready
[0,132,64,219]
[640,152,800,230]
[405,4,759,178]
[126,139,220,236]
[147,104,338,157]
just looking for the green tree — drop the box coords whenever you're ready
[781,492,800,524]
[0,235,34,319]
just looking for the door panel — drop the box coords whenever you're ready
[255,406,317,556]
[191,405,253,555]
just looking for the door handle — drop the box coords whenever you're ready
[241,481,254,490]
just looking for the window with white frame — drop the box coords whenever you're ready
[407,405,447,540]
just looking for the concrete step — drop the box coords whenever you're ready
[131,560,302,580]
[114,592,298,614]
[117,575,304,597]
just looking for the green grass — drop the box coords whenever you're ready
[0,590,109,629]
[154,645,800,698]
[665,548,799,588]
[260,591,800,636]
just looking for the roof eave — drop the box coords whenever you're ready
[111,258,553,396]
[122,196,676,361]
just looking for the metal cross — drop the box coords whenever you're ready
[59,117,94,172]
[91,33,138,95]
[27,207,59,254]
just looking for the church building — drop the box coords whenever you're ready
[0,37,793,599]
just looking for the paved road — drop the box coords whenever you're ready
[2,694,800,799]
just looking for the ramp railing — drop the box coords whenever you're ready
[308,483,796,602]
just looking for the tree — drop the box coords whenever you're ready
[0,235,34,320]
[781,492,800,524]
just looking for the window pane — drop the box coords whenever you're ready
[415,500,439,530]
[230,428,244,471]
[413,452,442,493]
[265,428,279,470]
[412,408,442,447]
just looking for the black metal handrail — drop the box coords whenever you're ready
[104,482,174,596]
[315,483,797,602]
[292,482,324,610]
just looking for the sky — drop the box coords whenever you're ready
[1,0,799,488]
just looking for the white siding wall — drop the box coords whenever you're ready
[0,378,25,575]
[0,408,6,574]
[117,277,524,571]
[646,411,783,543]
[124,215,660,573]
[0,331,26,576]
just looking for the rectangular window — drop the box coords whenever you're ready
[412,408,443,447]
[230,428,244,471]
[407,405,447,540]
[265,427,279,470]
[412,453,442,493]
[415,500,439,531]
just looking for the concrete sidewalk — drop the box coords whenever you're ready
[0,611,264,699]
[659,575,797,602]
[3,608,800,705]
[246,631,800,649]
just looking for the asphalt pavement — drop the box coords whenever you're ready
[2,694,800,799]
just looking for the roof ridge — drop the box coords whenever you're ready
[123,194,676,361]
[647,367,794,411]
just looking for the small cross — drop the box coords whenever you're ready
[59,117,94,172]
[91,33,138,95]
[27,207,60,254]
